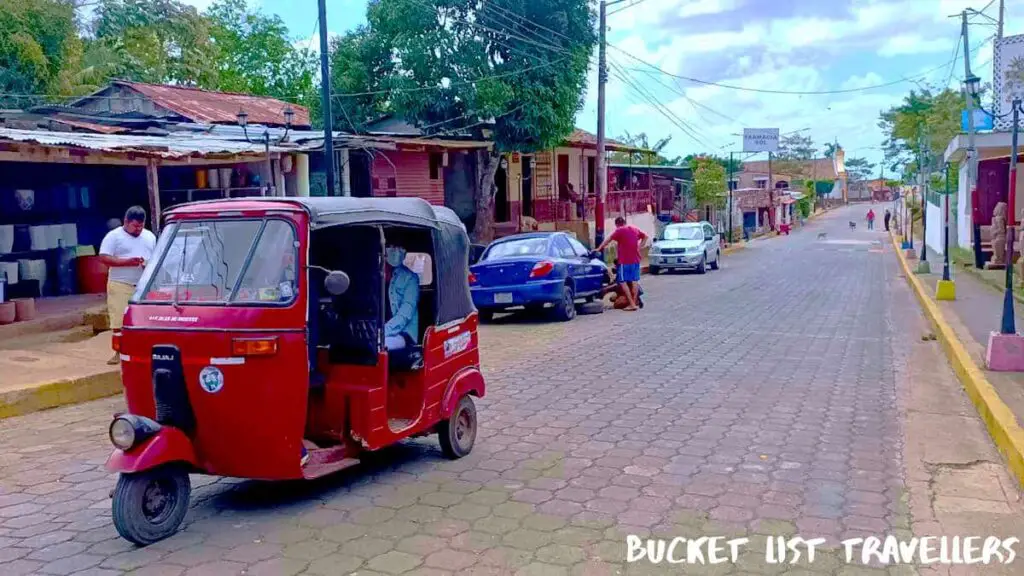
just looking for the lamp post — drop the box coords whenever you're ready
[943,162,952,281]
[1000,99,1021,335]
[238,107,294,196]
[965,72,984,268]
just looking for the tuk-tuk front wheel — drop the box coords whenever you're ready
[439,395,477,459]
[112,466,191,546]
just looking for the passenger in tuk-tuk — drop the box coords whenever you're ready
[384,245,420,351]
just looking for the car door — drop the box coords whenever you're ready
[552,235,580,286]
[703,224,716,262]
[566,236,600,295]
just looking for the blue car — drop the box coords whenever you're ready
[470,232,608,322]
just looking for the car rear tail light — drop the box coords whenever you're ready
[111,331,122,353]
[232,337,278,356]
[530,261,554,278]
[468,272,478,285]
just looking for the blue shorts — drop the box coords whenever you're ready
[617,263,641,283]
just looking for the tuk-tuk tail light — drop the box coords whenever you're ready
[232,337,278,356]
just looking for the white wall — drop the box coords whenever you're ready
[925,201,945,257]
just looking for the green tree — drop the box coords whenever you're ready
[682,153,740,174]
[823,142,838,158]
[878,88,962,180]
[205,0,316,109]
[689,155,726,208]
[324,25,393,131]
[609,132,675,165]
[90,0,219,87]
[845,156,875,182]
[0,0,84,107]
[776,133,815,161]
[357,0,596,242]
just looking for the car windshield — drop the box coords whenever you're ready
[133,218,297,305]
[483,237,549,260]
[662,226,703,241]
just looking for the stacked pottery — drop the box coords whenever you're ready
[13,298,34,322]
[0,301,14,324]
[0,225,13,254]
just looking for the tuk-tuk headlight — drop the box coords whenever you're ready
[109,418,135,450]
[108,414,161,451]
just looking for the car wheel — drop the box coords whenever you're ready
[551,283,576,322]
[696,256,707,275]
[710,251,720,270]
[649,265,661,275]
[439,395,477,459]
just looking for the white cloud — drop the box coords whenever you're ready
[878,35,951,57]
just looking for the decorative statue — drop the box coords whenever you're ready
[991,201,1008,268]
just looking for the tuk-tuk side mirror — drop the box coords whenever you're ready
[324,271,350,296]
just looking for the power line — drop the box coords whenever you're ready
[607,58,716,150]
[944,33,963,88]
[611,42,960,95]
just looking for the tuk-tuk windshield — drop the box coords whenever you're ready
[134,218,297,305]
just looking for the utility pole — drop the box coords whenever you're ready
[317,0,337,196]
[595,1,609,248]
[962,9,981,266]
[728,151,734,244]
[999,0,1006,40]
[768,151,773,231]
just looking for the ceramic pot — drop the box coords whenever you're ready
[14,298,35,322]
[0,302,14,324]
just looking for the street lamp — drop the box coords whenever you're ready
[237,107,294,196]
[964,73,982,103]
[1000,98,1021,335]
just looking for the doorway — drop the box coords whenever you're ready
[557,154,569,198]
[349,150,373,198]
[494,163,509,222]
[522,156,533,217]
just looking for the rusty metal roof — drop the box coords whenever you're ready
[115,81,310,128]
[564,129,643,153]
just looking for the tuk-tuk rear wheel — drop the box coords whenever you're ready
[112,466,191,546]
[439,395,477,459]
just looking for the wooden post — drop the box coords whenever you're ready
[146,159,162,235]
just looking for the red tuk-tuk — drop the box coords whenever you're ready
[105,197,485,545]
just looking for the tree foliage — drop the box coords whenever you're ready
[689,155,726,208]
[844,156,875,182]
[878,88,962,179]
[609,132,680,165]
[206,0,316,106]
[1,0,315,111]
[323,25,392,132]
[0,0,83,107]
[346,0,596,241]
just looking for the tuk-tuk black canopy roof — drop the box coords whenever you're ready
[224,196,475,325]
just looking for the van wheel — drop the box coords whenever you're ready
[710,251,720,270]
[551,284,576,322]
[696,257,707,275]
[112,466,191,546]
[439,396,477,459]
[649,265,661,275]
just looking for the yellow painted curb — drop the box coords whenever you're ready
[723,243,746,256]
[891,232,1024,488]
[0,370,122,419]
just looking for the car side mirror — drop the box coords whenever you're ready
[324,270,350,296]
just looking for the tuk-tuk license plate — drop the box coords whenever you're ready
[494,293,513,304]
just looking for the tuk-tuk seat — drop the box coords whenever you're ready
[387,333,423,371]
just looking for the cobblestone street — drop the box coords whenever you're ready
[0,206,1020,575]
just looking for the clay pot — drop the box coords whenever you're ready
[0,301,14,324]
[13,298,35,322]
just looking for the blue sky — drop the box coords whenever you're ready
[185,0,1024,168]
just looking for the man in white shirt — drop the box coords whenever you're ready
[99,206,156,364]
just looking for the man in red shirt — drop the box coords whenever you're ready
[597,217,648,311]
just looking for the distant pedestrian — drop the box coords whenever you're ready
[884,209,891,232]
[596,217,648,311]
[99,206,156,364]
[866,208,876,230]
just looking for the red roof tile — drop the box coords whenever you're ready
[116,81,310,128]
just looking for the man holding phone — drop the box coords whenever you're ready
[99,206,156,364]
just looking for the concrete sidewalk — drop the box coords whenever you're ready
[0,331,121,419]
[911,245,1024,487]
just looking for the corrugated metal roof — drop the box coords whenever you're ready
[49,118,128,134]
[115,81,311,128]
[0,127,305,159]
[565,129,641,152]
